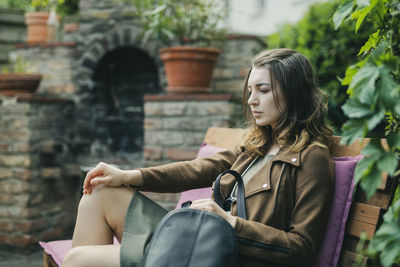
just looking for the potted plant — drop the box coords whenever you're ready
[134,0,227,94]
[0,54,42,96]
[25,0,63,44]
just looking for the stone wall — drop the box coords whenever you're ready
[141,93,239,210]
[13,43,78,98]
[0,95,79,250]
[213,35,266,98]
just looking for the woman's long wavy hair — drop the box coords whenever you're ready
[241,48,333,156]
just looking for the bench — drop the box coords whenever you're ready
[40,127,399,266]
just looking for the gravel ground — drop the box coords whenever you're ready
[0,250,43,267]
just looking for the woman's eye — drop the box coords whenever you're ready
[260,89,270,93]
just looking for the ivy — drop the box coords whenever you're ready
[333,0,400,265]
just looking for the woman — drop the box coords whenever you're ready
[62,48,334,267]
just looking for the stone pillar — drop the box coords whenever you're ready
[0,95,79,251]
[142,93,239,210]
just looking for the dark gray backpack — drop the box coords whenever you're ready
[142,170,247,267]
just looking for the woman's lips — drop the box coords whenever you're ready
[252,111,262,118]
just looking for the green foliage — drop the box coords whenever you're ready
[266,0,371,132]
[131,0,227,47]
[0,0,78,16]
[333,0,400,265]
[1,54,31,73]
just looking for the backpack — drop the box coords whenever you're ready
[142,170,247,267]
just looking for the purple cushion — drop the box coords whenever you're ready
[313,155,363,267]
[175,143,226,209]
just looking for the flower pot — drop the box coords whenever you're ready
[25,12,60,44]
[25,12,49,44]
[159,46,220,94]
[0,74,42,96]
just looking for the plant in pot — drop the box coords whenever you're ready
[25,0,63,44]
[134,0,227,94]
[0,54,42,96]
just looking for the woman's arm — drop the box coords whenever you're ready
[138,146,241,192]
[83,145,241,194]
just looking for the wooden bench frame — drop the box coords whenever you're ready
[43,127,399,266]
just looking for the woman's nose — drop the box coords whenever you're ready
[248,92,258,106]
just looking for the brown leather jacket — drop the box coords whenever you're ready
[139,143,335,267]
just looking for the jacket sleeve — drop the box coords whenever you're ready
[234,147,334,266]
[138,145,242,193]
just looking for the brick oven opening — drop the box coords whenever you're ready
[91,46,160,155]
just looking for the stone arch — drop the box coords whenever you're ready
[76,25,163,101]
[74,25,163,160]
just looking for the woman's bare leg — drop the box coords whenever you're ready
[62,184,135,267]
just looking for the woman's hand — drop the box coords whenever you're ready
[190,198,237,228]
[82,162,142,195]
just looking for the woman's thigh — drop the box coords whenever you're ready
[62,244,120,267]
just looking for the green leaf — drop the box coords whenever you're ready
[360,162,382,198]
[342,98,373,118]
[349,63,379,103]
[341,119,367,145]
[333,0,354,29]
[354,156,377,184]
[358,30,381,56]
[366,109,385,130]
[342,64,359,87]
[387,133,400,149]
[377,153,398,176]
[351,0,379,32]
[377,65,399,110]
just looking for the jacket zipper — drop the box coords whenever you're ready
[237,236,290,253]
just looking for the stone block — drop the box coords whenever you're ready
[144,118,163,130]
[11,234,37,247]
[41,168,62,179]
[0,155,31,167]
[164,148,198,161]
[185,102,232,116]
[0,131,30,141]
[0,220,13,232]
[13,143,30,153]
[163,102,187,116]
[162,117,210,131]
[144,103,164,116]
[159,131,186,147]
[143,147,163,160]
[0,143,9,152]
[0,193,29,205]
[0,180,30,193]
[0,168,12,179]
[40,227,63,241]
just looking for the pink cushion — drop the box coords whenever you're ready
[175,143,227,209]
[313,155,363,267]
[39,237,119,266]
[39,240,72,266]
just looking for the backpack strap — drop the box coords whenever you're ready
[214,170,247,220]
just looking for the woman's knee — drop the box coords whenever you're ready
[77,185,119,212]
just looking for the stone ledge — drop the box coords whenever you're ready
[0,94,73,104]
[144,93,232,102]
[15,42,77,49]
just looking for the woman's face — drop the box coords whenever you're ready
[247,68,285,128]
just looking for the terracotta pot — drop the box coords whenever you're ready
[159,46,220,94]
[0,74,42,96]
[25,12,49,44]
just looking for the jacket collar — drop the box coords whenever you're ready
[271,146,301,167]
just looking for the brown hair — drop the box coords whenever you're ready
[241,48,332,155]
